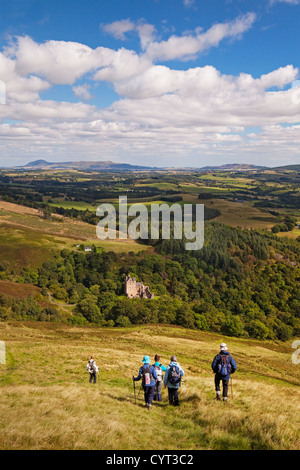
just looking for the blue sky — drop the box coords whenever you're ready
[0,0,300,167]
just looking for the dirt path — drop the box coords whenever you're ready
[47,292,76,308]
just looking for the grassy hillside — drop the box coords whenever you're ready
[0,322,299,450]
[0,201,149,267]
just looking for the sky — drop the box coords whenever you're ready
[0,0,300,168]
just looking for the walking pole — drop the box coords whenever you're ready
[133,379,136,404]
[181,379,188,399]
[231,376,233,401]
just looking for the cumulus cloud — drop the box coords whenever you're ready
[101,14,256,62]
[93,49,151,82]
[0,12,300,166]
[102,19,136,40]
[144,12,256,61]
[102,19,156,50]
[0,50,51,103]
[7,36,113,85]
[73,84,93,101]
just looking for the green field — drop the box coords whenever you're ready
[48,200,96,211]
[0,322,299,450]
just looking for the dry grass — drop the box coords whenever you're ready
[0,281,41,299]
[0,322,299,450]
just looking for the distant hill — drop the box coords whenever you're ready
[14,160,269,172]
[22,159,155,171]
[198,163,267,171]
[8,160,299,172]
[271,164,300,171]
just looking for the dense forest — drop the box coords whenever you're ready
[1,222,299,341]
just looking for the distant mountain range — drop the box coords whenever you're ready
[197,163,267,171]
[21,159,155,171]
[2,159,299,172]
[12,160,267,172]
[272,164,300,171]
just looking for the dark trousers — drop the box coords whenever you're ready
[215,374,229,397]
[168,387,179,406]
[89,372,97,384]
[154,381,163,402]
[144,385,156,405]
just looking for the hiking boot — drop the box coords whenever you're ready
[216,392,221,401]
[223,397,228,403]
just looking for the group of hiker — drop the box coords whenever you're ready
[86,343,237,409]
[132,354,184,409]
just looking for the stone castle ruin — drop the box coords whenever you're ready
[124,275,154,300]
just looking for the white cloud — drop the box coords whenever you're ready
[102,19,136,40]
[102,19,156,50]
[183,0,195,7]
[144,12,256,62]
[270,0,300,5]
[136,23,156,50]
[73,84,93,101]
[7,36,113,85]
[0,13,300,167]
[0,50,51,103]
[93,49,151,82]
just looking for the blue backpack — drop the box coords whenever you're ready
[218,354,232,377]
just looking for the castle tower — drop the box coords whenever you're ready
[124,275,154,300]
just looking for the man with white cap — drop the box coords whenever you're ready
[211,343,237,402]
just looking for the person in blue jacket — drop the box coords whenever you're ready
[133,355,157,410]
[164,355,184,406]
[211,343,237,402]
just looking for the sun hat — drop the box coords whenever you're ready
[220,343,228,351]
[142,355,150,364]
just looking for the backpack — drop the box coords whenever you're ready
[168,365,181,385]
[89,361,97,374]
[217,354,232,377]
[153,363,163,382]
[141,365,153,386]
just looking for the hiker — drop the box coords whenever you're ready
[153,354,167,403]
[133,355,157,410]
[86,355,99,384]
[211,343,237,402]
[163,355,184,406]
